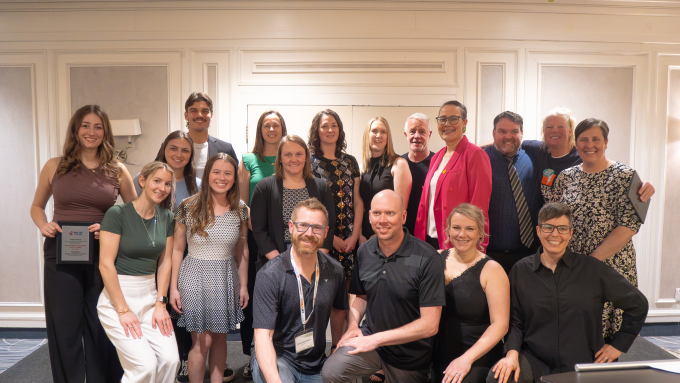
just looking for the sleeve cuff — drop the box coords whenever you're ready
[610,332,637,353]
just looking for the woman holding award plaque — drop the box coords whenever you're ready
[97,161,180,382]
[30,105,136,383]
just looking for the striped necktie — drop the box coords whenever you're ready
[505,156,534,248]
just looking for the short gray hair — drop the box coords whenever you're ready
[404,113,430,132]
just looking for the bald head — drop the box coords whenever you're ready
[369,189,407,243]
[372,189,404,211]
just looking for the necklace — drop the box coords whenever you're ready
[138,207,157,247]
[264,155,276,166]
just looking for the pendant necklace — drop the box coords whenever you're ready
[139,207,157,247]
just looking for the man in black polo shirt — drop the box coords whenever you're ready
[487,203,648,383]
[252,198,348,383]
[322,190,445,383]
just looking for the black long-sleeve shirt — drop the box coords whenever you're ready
[505,248,648,374]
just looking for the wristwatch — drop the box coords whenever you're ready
[157,296,168,304]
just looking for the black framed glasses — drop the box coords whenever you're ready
[435,115,463,125]
[292,222,327,235]
[539,224,572,234]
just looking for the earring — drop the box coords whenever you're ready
[463,126,467,133]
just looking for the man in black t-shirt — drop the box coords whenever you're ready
[401,113,435,234]
[322,190,445,383]
[252,198,348,383]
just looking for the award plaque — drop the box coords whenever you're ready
[56,221,95,264]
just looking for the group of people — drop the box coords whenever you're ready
[30,92,652,383]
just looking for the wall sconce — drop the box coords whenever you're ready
[111,119,142,164]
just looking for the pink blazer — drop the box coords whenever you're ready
[414,136,492,250]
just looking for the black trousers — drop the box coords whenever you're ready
[239,229,259,356]
[43,237,123,383]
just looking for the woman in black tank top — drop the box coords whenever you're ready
[432,204,509,383]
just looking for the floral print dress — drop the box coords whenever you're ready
[547,162,642,339]
[311,154,361,280]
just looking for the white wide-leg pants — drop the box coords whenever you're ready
[97,274,180,383]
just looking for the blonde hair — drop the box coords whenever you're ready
[275,135,313,180]
[361,117,399,172]
[138,161,176,210]
[541,108,577,151]
[444,203,489,251]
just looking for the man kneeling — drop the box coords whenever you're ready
[252,198,348,383]
[488,203,648,383]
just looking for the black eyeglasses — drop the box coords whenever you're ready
[539,224,572,234]
[435,115,463,125]
[292,222,327,235]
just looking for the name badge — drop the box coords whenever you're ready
[542,169,556,187]
[294,328,314,353]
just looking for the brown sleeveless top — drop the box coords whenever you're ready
[52,163,120,223]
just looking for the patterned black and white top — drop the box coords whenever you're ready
[176,197,248,333]
[282,187,310,242]
[547,162,642,339]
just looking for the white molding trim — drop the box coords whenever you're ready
[54,50,184,147]
[3,1,680,16]
[189,49,233,148]
[239,49,458,87]
[0,51,49,308]
[464,48,519,144]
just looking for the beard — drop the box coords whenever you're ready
[292,234,320,256]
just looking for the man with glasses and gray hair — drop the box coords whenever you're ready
[252,198,348,383]
[401,113,435,234]
[486,202,648,383]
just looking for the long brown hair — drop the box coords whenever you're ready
[154,130,198,195]
[361,117,398,172]
[57,105,119,179]
[185,153,242,237]
[274,135,313,180]
[308,109,346,159]
[251,110,287,161]
[138,161,176,210]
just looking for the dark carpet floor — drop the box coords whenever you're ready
[0,337,676,383]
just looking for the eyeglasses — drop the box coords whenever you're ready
[292,222,327,235]
[435,115,463,125]
[539,224,572,234]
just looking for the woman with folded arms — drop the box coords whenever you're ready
[432,204,508,383]
[97,161,180,382]
[308,109,363,284]
[546,118,644,342]
[30,104,136,383]
[237,110,287,378]
[171,153,249,383]
[359,117,411,243]
[251,135,336,260]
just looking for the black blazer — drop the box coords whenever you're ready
[251,175,336,256]
[208,135,238,165]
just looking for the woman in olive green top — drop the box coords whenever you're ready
[237,110,287,377]
[97,161,180,383]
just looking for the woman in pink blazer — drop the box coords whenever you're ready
[414,101,492,250]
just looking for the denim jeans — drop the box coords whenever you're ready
[252,353,323,383]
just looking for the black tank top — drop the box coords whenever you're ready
[433,250,503,369]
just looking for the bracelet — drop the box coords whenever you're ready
[116,308,130,317]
